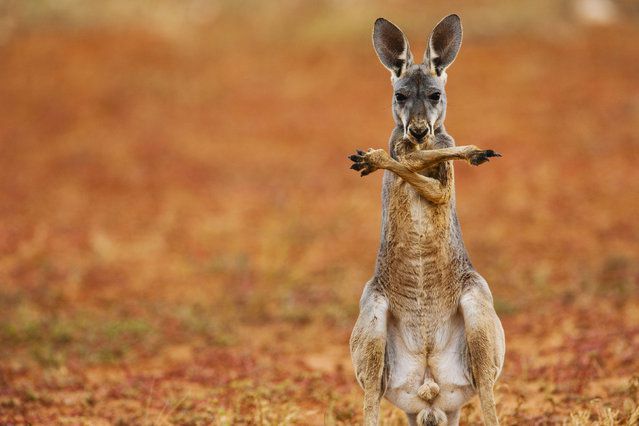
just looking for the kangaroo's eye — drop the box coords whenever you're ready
[395,93,407,102]
[429,92,441,102]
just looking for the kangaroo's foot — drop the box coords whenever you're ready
[416,407,447,426]
[349,148,392,176]
[417,379,440,402]
[466,149,501,166]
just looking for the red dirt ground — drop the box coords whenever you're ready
[1,8,639,425]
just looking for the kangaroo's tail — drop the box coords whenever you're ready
[416,408,447,426]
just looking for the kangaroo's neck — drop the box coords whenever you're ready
[388,125,448,158]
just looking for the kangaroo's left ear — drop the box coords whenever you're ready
[373,18,414,79]
[424,14,463,77]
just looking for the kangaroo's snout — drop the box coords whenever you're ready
[408,124,430,142]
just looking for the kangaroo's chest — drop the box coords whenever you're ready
[381,174,462,337]
[383,177,453,284]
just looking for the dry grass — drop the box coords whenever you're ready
[1,1,639,424]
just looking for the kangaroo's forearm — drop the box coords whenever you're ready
[400,146,476,172]
[384,160,449,204]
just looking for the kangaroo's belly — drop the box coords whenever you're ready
[384,310,475,414]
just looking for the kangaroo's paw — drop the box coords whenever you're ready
[348,148,390,177]
[417,379,440,401]
[467,149,501,166]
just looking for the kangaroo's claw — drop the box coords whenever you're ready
[351,162,366,171]
[350,152,370,175]
[349,148,388,176]
[350,153,368,175]
[468,149,502,166]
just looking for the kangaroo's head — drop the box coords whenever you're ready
[373,14,462,145]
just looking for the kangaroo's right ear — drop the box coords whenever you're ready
[373,18,413,78]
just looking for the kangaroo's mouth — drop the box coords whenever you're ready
[404,135,435,150]
[405,122,434,144]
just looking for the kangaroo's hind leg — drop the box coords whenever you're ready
[350,281,389,426]
[460,272,506,426]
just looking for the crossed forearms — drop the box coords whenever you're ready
[401,145,500,171]
[349,145,500,204]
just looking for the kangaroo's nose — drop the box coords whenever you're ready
[409,126,428,140]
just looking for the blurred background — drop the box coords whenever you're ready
[1,0,638,424]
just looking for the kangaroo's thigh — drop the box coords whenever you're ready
[459,273,505,425]
[350,281,389,426]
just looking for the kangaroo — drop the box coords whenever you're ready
[348,15,505,426]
